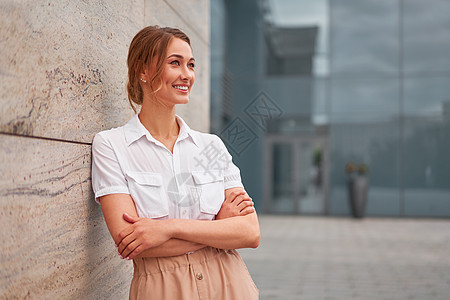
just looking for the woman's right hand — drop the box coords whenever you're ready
[216,189,255,220]
[117,213,173,260]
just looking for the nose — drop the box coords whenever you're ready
[181,65,194,81]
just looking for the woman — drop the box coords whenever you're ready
[91,25,260,299]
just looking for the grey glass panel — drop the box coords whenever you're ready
[330,0,399,76]
[403,117,450,217]
[263,77,313,117]
[404,76,450,117]
[272,143,294,213]
[312,78,330,125]
[404,0,450,73]
[210,0,227,133]
[298,140,327,215]
[264,0,329,77]
[331,78,399,122]
[329,120,401,216]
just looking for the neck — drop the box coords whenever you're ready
[138,98,179,140]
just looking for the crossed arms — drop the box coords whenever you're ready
[99,188,260,260]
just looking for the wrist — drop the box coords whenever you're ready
[166,218,180,239]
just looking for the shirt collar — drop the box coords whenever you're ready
[124,114,200,147]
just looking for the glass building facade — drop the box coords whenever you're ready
[211,0,450,217]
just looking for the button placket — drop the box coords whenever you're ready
[190,256,208,299]
[172,146,185,217]
[167,148,179,194]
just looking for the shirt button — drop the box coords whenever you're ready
[196,272,203,280]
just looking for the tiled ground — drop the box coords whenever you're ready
[238,215,450,300]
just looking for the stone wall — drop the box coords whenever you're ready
[0,0,210,298]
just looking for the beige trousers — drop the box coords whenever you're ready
[129,247,259,300]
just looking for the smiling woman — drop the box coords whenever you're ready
[91,26,259,299]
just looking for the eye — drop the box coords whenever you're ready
[188,62,195,69]
[170,60,180,66]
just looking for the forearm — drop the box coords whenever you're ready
[114,189,260,260]
[169,212,260,250]
[136,238,206,258]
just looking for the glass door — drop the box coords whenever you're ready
[297,140,327,214]
[271,142,294,213]
[264,135,328,215]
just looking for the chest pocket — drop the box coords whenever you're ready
[126,172,168,219]
[192,170,225,215]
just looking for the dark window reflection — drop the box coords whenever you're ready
[331,0,399,76]
[404,77,450,116]
[331,78,399,121]
[404,0,450,73]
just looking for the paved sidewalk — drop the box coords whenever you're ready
[238,215,450,300]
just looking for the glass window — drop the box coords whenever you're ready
[404,76,450,117]
[330,0,399,76]
[329,120,401,215]
[403,117,450,216]
[330,78,399,122]
[403,0,450,73]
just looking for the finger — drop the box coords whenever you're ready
[118,232,136,255]
[127,244,145,260]
[239,206,255,216]
[229,191,246,203]
[230,192,248,203]
[123,213,139,224]
[237,199,254,211]
[121,239,140,259]
[234,194,252,206]
[117,225,134,247]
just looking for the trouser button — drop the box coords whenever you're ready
[196,272,204,280]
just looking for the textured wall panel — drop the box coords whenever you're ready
[0,134,132,299]
[145,0,210,132]
[0,0,142,143]
[0,0,210,298]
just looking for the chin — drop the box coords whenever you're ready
[167,97,189,106]
[178,98,190,104]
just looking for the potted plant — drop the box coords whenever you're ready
[345,162,369,218]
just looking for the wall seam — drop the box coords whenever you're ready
[162,0,209,46]
[0,132,92,146]
[399,0,405,216]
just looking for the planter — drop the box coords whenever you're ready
[347,173,369,218]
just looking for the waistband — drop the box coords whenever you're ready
[132,247,237,276]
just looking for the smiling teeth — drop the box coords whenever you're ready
[174,85,188,90]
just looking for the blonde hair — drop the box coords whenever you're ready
[126,25,191,112]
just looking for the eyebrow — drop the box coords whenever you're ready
[167,54,195,61]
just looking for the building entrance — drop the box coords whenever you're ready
[263,134,329,215]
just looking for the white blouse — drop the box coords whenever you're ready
[91,114,243,220]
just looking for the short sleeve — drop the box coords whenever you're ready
[215,135,244,190]
[91,132,130,203]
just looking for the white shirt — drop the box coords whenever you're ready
[91,114,243,220]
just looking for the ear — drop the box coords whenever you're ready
[139,66,148,83]
[141,60,159,83]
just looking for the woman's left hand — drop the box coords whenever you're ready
[216,189,255,220]
[117,213,172,260]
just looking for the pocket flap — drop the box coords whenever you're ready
[126,172,163,186]
[192,170,224,185]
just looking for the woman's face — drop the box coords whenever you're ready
[153,37,195,106]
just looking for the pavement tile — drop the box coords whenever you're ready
[239,215,450,300]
